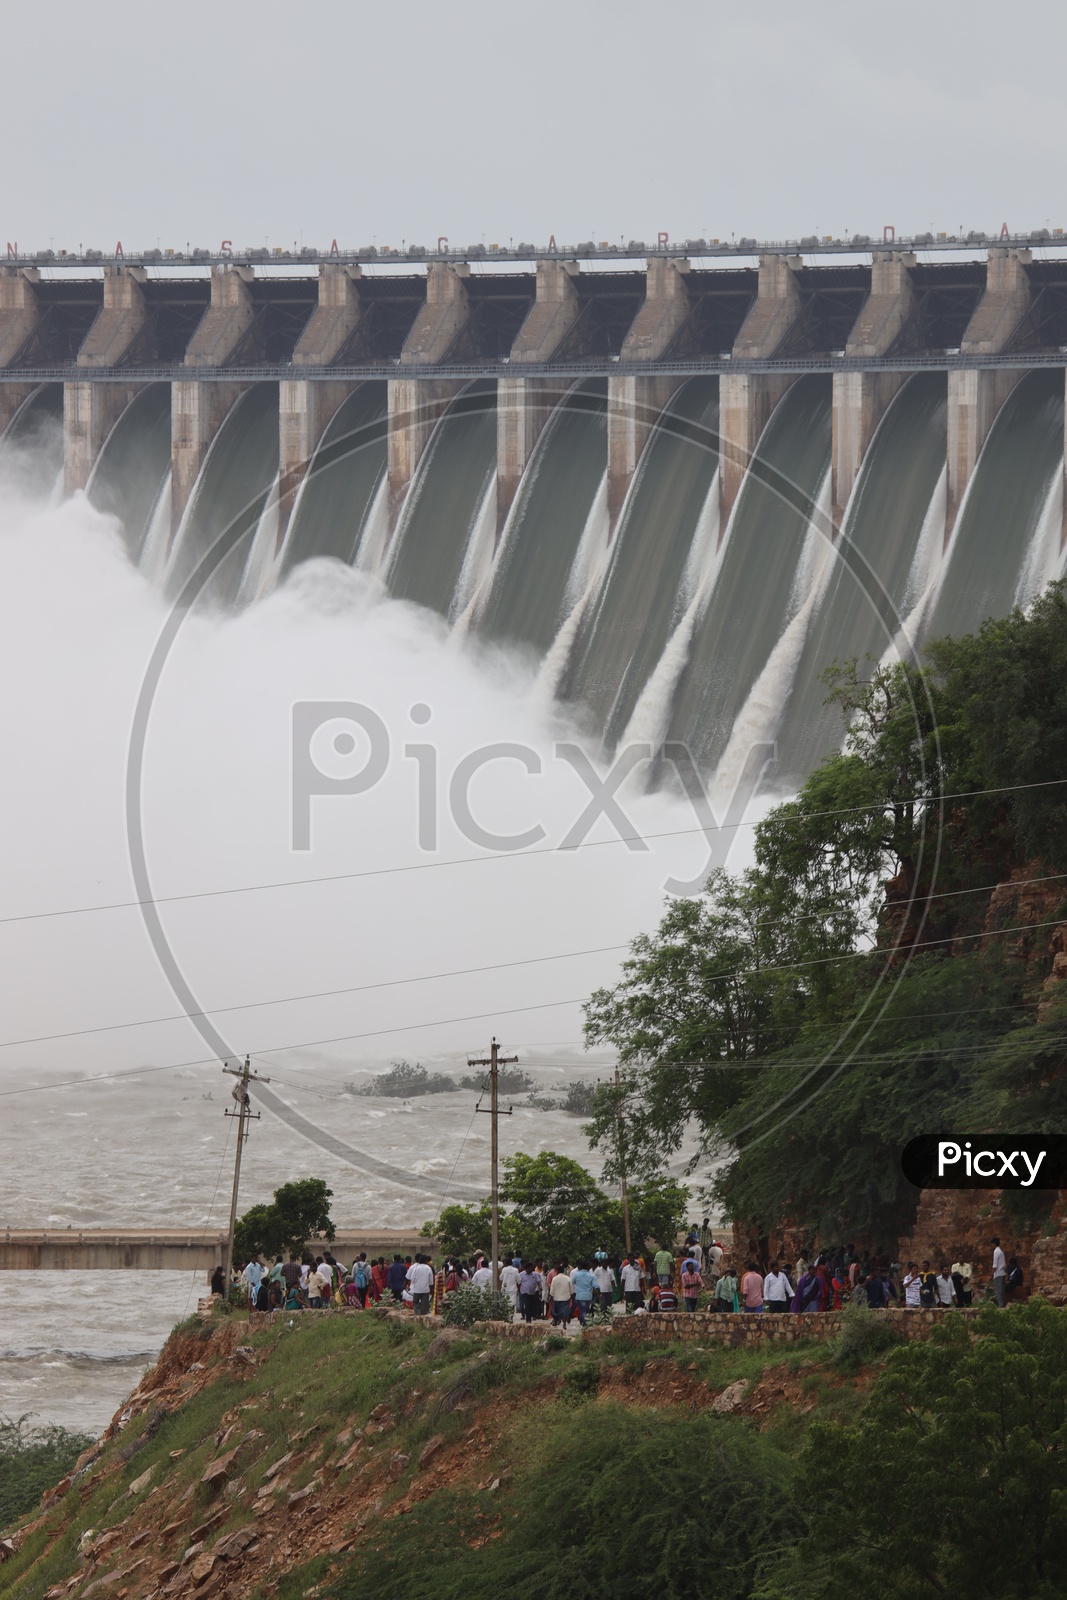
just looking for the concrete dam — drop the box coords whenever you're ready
[4,237,1067,787]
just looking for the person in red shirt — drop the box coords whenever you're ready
[680,1260,703,1312]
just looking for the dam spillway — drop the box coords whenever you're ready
[3,241,1067,796]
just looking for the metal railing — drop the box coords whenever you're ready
[5,231,1067,273]
[3,349,1066,382]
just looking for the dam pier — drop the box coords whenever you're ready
[5,233,1067,547]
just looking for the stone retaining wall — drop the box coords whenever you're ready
[603,1308,982,1345]
[200,1302,990,1347]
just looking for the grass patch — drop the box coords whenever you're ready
[430,1345,532,1419]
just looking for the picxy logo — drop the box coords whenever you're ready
[901,1135,1066,1190]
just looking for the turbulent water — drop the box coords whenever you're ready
[0,1273,193,1435]
[385,381,498,617]
[165,386,280,605]
[88,385,172,561]
[13,364,1057,772]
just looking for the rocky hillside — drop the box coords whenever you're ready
[0,1305,873,1600]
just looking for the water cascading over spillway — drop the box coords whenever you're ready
[385,381,497,618]
[0,384,64,496]
[279,382,388,576]
[165,386,280,606]
[925,369,1065,644]
[17,344,1067,806]
[666,374,833,773]
[776,372,948,784]
[87,384,172,561]
[555,377,721,749]
[476,380,608,657]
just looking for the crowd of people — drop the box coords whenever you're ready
[212,1225,1025,1320]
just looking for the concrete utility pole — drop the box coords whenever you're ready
[470,1037,517,1294]
[615,1066,632,1257]
[221,1056,269,1288]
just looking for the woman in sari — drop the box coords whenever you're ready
[792,1264,823,1313]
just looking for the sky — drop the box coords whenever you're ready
[3,1,1066,256]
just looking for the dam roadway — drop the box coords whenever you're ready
[0,1228,433,1271]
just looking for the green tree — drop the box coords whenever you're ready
[428,1200,492,1260]
[233,1177,335,1260]
[581,595,1067,1246]
[423,1152,686,1264]
[927,582,1067,873]
[761,1300,1067,1599]
[582,872,809,1179]
[714,947,1025,1240]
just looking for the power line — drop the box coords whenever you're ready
[4,775,1067,929]
[5,847,1065,1058]
[0,994,593,1100]
[4,909,1067,1104]
[0,941,628,1052]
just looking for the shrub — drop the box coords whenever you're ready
[349,1061,457,1097]
[457,1067,532,1096]
[441,1285,513,1329]
[831,1303,901,1369]
[561,1079,599,1116]
[560,1359,600,1404]
[1000,1185,1056,1229]
[773,1300,1067,1598]
[0,1416,93,1529]
[330,1403,800,1598]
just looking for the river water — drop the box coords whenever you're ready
[1,1060,707,1433]
[0,1271,193,1436]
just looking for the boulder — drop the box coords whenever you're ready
[201,1446,240,1486]
[712,1379,749,1414]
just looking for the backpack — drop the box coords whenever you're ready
[354,1262,370,1289]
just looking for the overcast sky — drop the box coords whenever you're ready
[4,0,1065,256]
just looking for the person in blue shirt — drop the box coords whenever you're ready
[571,1260,596,1324]
[518,1263,543,1323]
[386,1254,408,1302]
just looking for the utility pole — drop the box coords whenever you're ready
[470,1037,517,1294]
[221,1056,269,1289]
[615,1066,632,1257]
